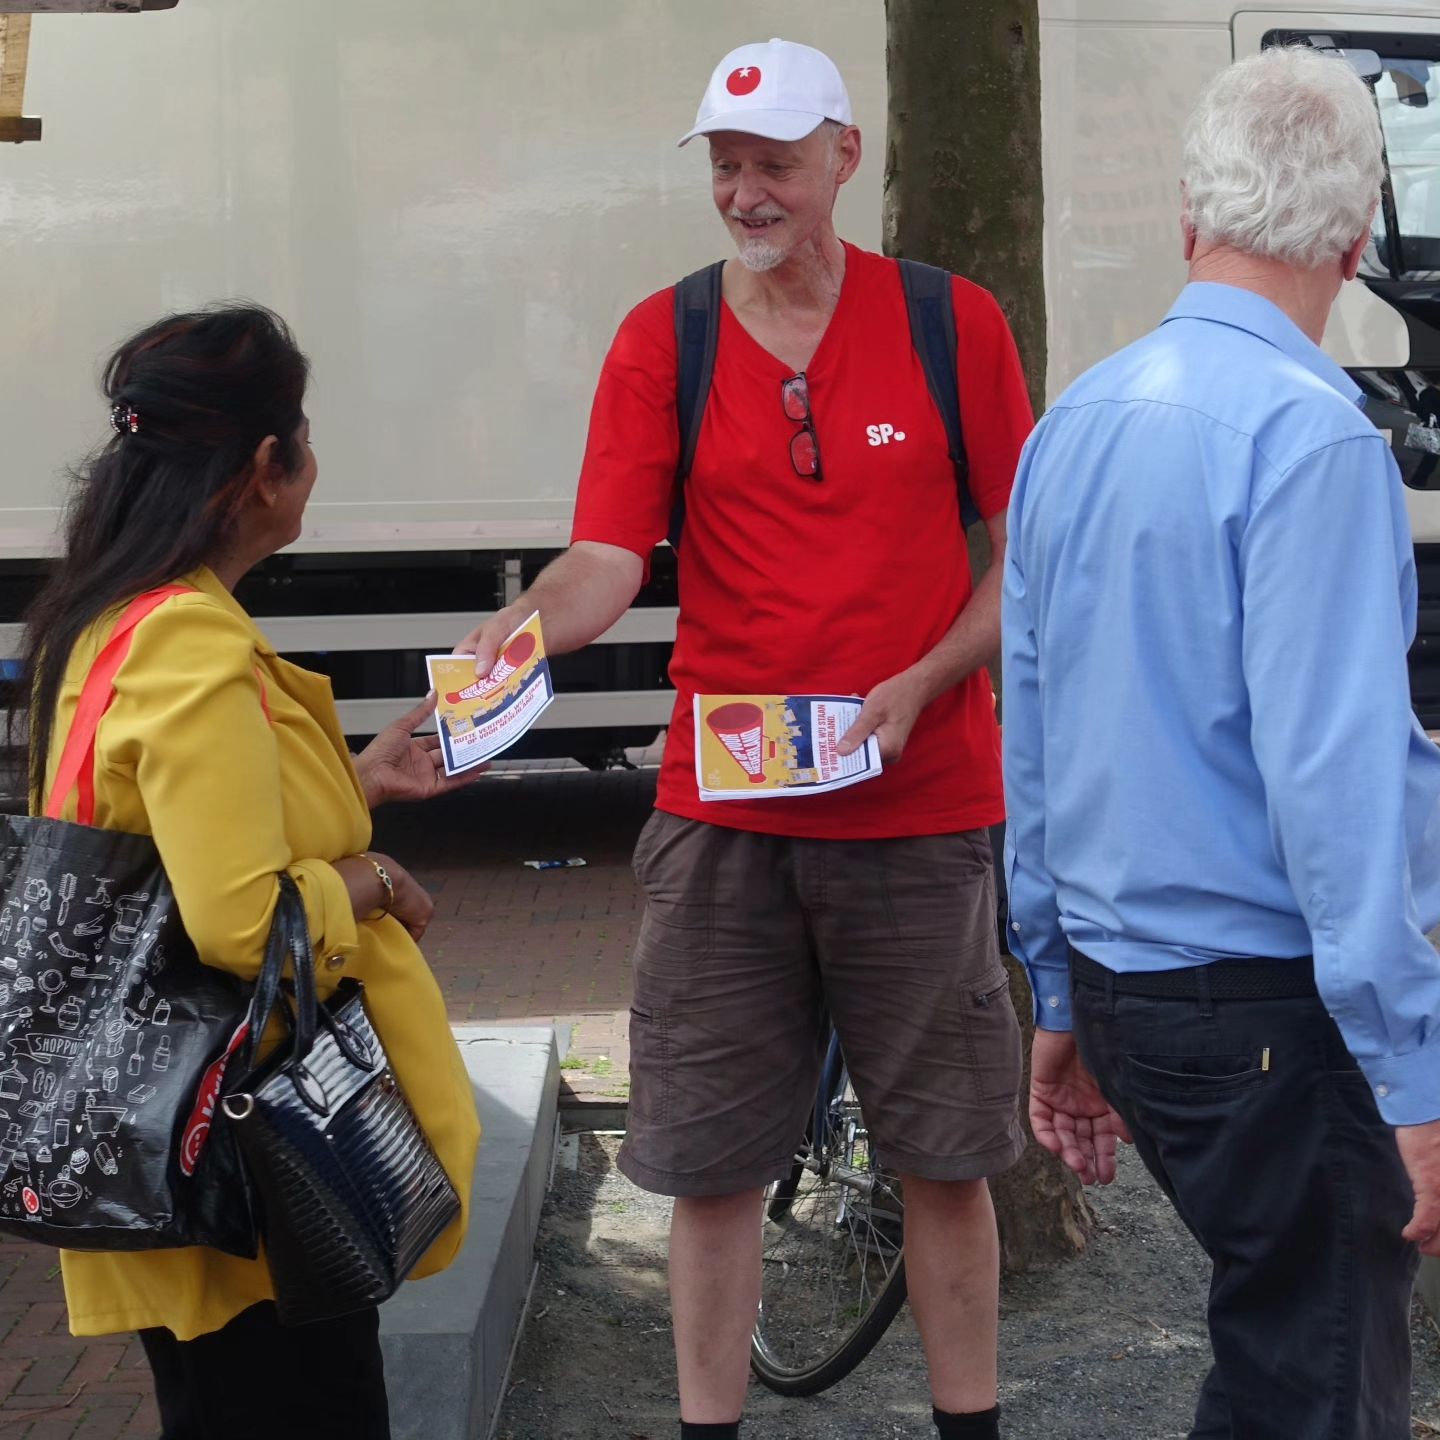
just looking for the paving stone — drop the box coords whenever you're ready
[0,767,654,1439]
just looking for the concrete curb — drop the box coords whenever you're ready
[381,1025,560,1440]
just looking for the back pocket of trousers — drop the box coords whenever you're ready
[1125,1053,1266,1101]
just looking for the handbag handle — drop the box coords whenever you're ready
[45,585,196,824]
[240,874,328,1113]
[244,875,318,1063]
[242,875,300,1067]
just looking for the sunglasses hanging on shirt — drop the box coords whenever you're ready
[781,372,822,482]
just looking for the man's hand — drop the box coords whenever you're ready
[1396,1119,1440,1256]
[836,668,934,765]
[353,696,484,809]
[453,602,532,678]
[1029,1029,1131,1186]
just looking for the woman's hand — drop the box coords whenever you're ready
[381,855,435,942]
[353,694,485,808]
[332,851,435,941]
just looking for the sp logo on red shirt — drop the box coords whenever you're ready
[726,66,762,96]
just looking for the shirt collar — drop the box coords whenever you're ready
[1161,281,1364,409]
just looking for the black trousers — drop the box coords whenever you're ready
[139,1301,391,1440]
[1071,951,1418,1440]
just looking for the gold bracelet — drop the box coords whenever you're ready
[361,853,394,917]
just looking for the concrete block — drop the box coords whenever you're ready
[382,1026,559,1440]
[1418,1256,1440,1322]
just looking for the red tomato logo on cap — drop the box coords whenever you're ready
[727,66,762,96]
[21,1188,39,1216]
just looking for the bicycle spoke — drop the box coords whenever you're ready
[751,1075,906,1391]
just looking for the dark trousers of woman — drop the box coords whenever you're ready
[140,1301,391,1440]
[1070,947,1419,1440]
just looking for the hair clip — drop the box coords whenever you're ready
[109,403,139,436]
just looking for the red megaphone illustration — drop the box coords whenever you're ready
[706,702,768,784]
[447,630,538,704]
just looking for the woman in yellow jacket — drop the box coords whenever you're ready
[18,305,481,1439]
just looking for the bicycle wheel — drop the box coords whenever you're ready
[750,1063,907,1396]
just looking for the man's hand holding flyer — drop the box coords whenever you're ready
[694,694,883,800]
[427,612,554,775]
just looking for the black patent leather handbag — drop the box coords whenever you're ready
[222,874,461,1326]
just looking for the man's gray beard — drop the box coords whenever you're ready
[736,236,788,271]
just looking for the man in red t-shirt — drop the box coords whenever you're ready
[458,38,1033,1440]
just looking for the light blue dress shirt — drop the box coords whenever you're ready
[1002,281,1440,1127]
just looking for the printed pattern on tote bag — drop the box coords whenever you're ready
[0,822,247,1239]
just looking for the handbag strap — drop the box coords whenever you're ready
[44,585,196,824]
[243,873,319,1073]
[287,878,319,1060]
[244,878,294,1064]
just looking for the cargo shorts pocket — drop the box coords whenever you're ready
[631,813,717,967]
[631,810,664,884]
[626,1002,671,1130]
[879,830,996,961]
[961,967,1024,1106]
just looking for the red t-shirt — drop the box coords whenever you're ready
[572,242,1033,838]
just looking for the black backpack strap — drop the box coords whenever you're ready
[670,260,726,549]
[898,257,978,528]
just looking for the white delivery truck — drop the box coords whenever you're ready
[2,0,1439,754]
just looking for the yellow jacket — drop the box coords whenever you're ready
[43,567,480,1340]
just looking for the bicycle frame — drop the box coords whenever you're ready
[808,1029,879,1202]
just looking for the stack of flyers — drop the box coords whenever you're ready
[426,612,554,776]
[694,694,882,801]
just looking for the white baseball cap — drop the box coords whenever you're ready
[678,38,853,147]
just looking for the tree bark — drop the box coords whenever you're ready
[885,0,1093,1270]
[883,0,1047,416]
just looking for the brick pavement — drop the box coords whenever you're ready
[373,761,657,1089]
[0,765,657,1436]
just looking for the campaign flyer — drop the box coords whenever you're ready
[426,612,554,775]
[693,694,883,801]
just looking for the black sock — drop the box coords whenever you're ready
[933,1405,1000,1439]
[679,1424,740,1439]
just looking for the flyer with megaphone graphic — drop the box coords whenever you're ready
[426,611,554,775]
[694,693,883,801]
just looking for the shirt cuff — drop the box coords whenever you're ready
[1026,963,1073,1031]
[1359,1044,1440,1127]
[287,859,360,996]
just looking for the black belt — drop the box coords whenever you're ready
[1069,947,1317,1001]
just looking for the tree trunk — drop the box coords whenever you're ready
[989,957,1095,1271]
[884,0,1093,1270]
[883,0,1048,415]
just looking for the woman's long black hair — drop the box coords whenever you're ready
[17,303,310,804]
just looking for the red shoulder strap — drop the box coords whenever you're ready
[45,586,196,825]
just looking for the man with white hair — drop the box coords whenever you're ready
[458,36,1033,1440]
[1004,44,1440,1436]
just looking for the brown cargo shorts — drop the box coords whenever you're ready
[616,812,1026,1197]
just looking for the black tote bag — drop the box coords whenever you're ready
[0,586,256,1255]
